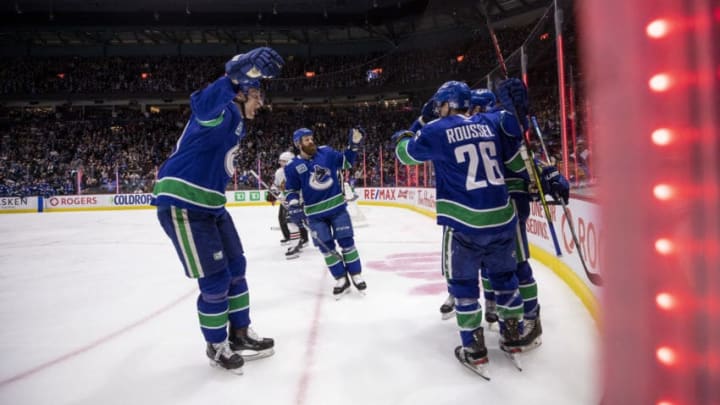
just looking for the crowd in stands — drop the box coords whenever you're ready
[0,26,534,98]
[0,19,594,198]
[0,104,420,196]
[0,93,586,198]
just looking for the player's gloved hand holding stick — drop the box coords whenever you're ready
[530,116,603,286]
[497,78,563,257]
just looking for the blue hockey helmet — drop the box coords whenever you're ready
[293,128,313,147]
[470,88,496,111]
[235,78,262,96]
[432,81,471,111]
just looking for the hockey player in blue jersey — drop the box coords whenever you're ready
[393,80,530,379]
[284,127,368,299]
[435,83,568,356]
[477,82,569,352]
[152,47,283,374]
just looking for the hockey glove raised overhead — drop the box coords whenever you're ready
[287,201,306,226]
[497,78,529,130]
[348,127,366,151]
[540,166,570,204]
[391,129,414,145]
[226,47,284,84]
[420,99,438,124]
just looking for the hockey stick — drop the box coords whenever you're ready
[248,170,283,201]
[478,2,563,257]
[301,219,343,261]
[249,170,343,261]
[531,116,604,286]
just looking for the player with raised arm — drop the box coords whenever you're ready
[438,83,569,355]
[393,80,529,379]
[151,47,283,374]
[284,127,368,299]
[483,82,568,351]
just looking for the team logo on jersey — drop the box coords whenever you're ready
[224,145,240,176]
[309,165,333,191]
[296,163,308,174]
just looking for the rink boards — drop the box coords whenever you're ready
[0,187,601,322]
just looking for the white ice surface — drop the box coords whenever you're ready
[0,205,600,405]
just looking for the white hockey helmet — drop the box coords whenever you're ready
[278,151,294,164]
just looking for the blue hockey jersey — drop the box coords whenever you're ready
[152,76,245,213]
[485,106,531,198]
[395,112,526,235]
[284,146,356,219]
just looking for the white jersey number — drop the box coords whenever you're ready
[454,141,504,191]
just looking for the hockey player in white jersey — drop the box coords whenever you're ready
[272,152,294,245]
[284,127,368,299]
[152,47,282,373]
[273,151,308,259]
[393,80,531,379]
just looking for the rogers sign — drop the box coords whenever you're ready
[47,196,98,207]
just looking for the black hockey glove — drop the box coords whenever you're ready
[540,166,570,204]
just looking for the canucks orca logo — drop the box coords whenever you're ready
[224,145,239,176]
[309,165,333,191]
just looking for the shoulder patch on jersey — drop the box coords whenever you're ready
[234,120,244,137]
[296,163,308,174]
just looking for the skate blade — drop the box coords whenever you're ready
[502,350,523,371]
[334,288,351,300]
[238,348,275,361]
[502,336,542,354]
[485,320,497,331]
[522,336,542,352]
[465,363,491,381]
[353,284,367,295]
[454,348,490,380]
[285,254,300,260]
[440,311,455,321]
[209,360,244,375]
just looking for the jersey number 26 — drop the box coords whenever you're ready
[454,141,504,191]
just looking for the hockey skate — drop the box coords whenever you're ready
[349,273,367,295]
[285,243,302,260]
[333,274,351,300]
[454,328,490,380]
[439,294,455,320]
[280,238,291,246]
[228,327,275,361]
[509,307,543,353]
[499,318,525,371]
[206,340,244,374]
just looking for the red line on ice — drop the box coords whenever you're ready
[295,271,328,405]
